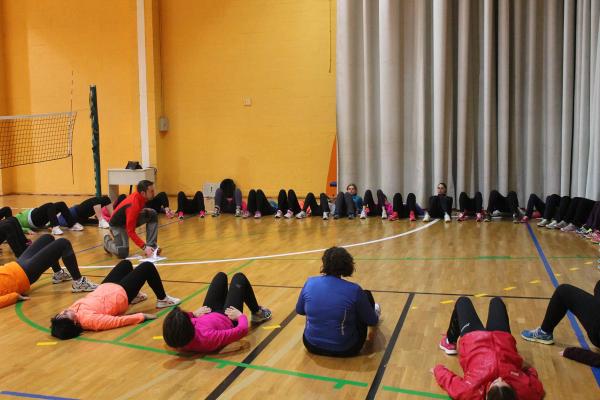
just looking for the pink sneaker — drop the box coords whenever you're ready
[532,211,542,219]
[457,212,467,222]
[439,335,457,355]
[166,209,176,219]
[409,211,416,222]
[199,210,205,218]
[520,216,529,223]
[590,231,600,244]
[242,210,250,218]
[388,212,399,221]
[476,212,483,222]
[178,211,184,220]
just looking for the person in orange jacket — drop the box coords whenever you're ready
[434,296,544,400]
[50,260,180,339]
[0,235,97,309]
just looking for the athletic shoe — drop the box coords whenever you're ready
[242,210,250,218]
[275,210,283,218]
[157,295,181,309]
[333,214,340,220]
[212,207,221,217]
[439,335,458,355]
[69,223,84,231]
[235,207,242,217]
[199,211,205,218]
[348,214,355,220]
[556,220,568,229]
[359,209,367,219]
[491,210,502,217]
[178,211,184,220]
[52,268,73,284]
[374,303,382,321]
[296,211,307,219]
[409,211,416,222]
[72,277,98,293]
[284,210,294,219]
[512,214,520,223]
[381,209,388,219]
[165,209,175,219]
[254,211,262,219]
[576,226,592,236]
[98,218,110,229]
[521,327,554,345]
[457,212,467,222]
[131,291,148,305]
[561,223,578,232]
[444,213,451,223]
[532,211,542,219]
[476,212,483,222]
[546,220,559,229]
[423,212,431,222]
[537,218,550,227]
[51,226,64,235]
[519,216,529,223]
[323,212,329,220]
[589,231,600,244]
[483,213,492,222]
[251,306,273,323]
[388,212,399,221]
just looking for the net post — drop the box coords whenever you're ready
[89,85,101,197]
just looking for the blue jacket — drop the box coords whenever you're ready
[296,275,378,352]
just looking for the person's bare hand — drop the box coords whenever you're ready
[143,313,157,321]
[193,306,211,317]
[225,306,242,321]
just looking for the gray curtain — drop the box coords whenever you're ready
[337,0,600,205]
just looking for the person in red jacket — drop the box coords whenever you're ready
[434,296,544,400]
[103,180,160,259]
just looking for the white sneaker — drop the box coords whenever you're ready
[322,212,329,220]
[561,223,578,232]
[491,210,502,217]
[275,210,283,218]
[359,209,367,219]
[52,268,72,284]
[374,303,383,323]
[131,291,148,305]
[51,226,64,235]
[444,213,451,223]
[556,220,568,229]
[381,209,388,219]
[234,207,241,217]
[423,212,431,222]
[70,223,84,231]
[157,294,181,309]
[546,220,558,229]
[537,218,549,227]
[98,218,110,229]
[284,210,293,219]
[296,211,307,219]
[71,276,98,293]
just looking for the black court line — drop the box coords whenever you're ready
[205,309,298,400]
[75,276,553,301]
[366,293,415,400]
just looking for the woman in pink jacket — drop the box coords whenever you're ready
[162,272,272,353]
[50,260,180,339]
[434,296,544,400]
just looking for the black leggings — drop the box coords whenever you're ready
[541,282,600,348]
[486,190,520,215]
[446,296,510,343]
[145,192,170,213]
[392,193,417,217]
[459,192,483,214]
[177,191,205,214]
[277,189,302,214]
[428,195,453,218]
[525,194,562,219]
[0,206,13,219]
[102,260,167,303]
[74,196,112,223]
[247,189,275,215]
[303,290,375,357]
[17,234,81,283]
[30,202,76,228]
[0,217,29,257]
[203,272,260,314]
[564,197,595,226]
[585,201,600,230]
[363,190,387,216]
[334,192,355,217]
[303,192,330,215]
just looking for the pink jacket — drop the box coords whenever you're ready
[68,283,144,331]
[181,312,249,353]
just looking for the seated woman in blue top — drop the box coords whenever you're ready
[296,247,381,357]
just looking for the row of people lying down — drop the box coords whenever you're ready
[2,240,598,399]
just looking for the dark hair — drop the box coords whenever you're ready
[220,178,236,198]
[137,180,154,193]
[320,247,355,277]
[50,316,83,340]
[163,307,196,348]
[438,182,447,189]
[486,384,517,400]
[346,183,357,191]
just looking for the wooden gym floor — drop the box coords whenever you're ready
[0,194,598,399]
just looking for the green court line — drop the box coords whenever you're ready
[382,386,451,399]
[113,259,255,342]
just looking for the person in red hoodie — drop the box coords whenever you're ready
[434,296,544,400]
[103,180,160,259]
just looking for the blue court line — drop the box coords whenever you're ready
[0,391,78,400]
[526,224,600,387]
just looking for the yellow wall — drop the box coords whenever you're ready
[156,0,336,196]
[0,0,141,194]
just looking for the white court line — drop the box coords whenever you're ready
[79,219,439,269]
